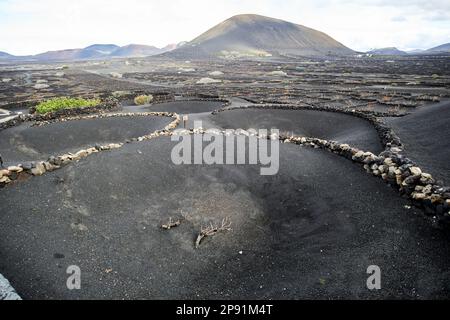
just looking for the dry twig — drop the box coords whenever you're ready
[195,217,232,248]
[161,217,181,230]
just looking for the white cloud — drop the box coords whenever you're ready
[0,0,448,55]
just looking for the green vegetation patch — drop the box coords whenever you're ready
[134,94,154,105]
[35,97,101,114]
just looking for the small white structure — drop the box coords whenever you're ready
[196,77,222,84]
[209,71,224,76]
[110,72,123,79]
[179,68,196,72]
[33,83,50,89]
[268,70,288,77]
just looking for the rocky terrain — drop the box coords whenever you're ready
[1,136,449,300]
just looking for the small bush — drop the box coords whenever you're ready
[35,97,100,114]
[134,95,154,105]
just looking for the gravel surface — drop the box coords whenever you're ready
[0,116,171,165]
[385,100,450,184]
[123,100,226,114]
[210,108,384,153]
[0,137,448,300]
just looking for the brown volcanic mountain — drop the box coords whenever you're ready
[168,14,354,58]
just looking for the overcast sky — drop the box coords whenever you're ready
[0,0,449,55]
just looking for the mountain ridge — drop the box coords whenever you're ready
[425,43,450,54]
[368,43,450,56]
[109,44,161,57]
[367,47,408,55]
[1,14,449,61]
[0,43,173,62]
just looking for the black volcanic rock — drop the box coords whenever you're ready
[167,14,354,58]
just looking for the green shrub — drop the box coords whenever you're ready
[134,95,153,105]
[35,97,100,114]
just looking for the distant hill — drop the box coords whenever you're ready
[161,42,187,53]
[0,43,172,62]
[167,14,354,59]
[34,49,96,61]
[110,44,161,57]
[84,44,120,54]
[424,43,450,54]
[367,47,408,55]
[367,43,450,56]
[0,51,14,59]
[407,49,425,54]
[34,44,121,61]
